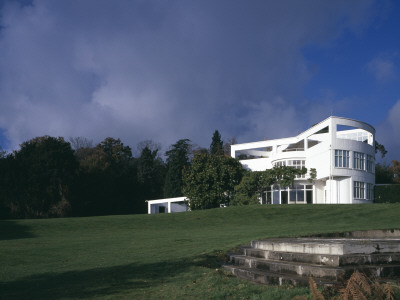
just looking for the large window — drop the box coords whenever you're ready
[353,152,365,170]
[366,155,374,173]
[265,185,311,204]
[335,150,350,168]
[290,185,305,203]
[354,181,365,199]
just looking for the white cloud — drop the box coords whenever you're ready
[376,100,400,162]
[0,0,378,152]
[367,57,396,82]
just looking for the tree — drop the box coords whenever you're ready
[308,168,317,184]
[271,165,307,188]
[0,153,14,218]
[391,160,400,184]
[136,140,161,157]
[96,137,132,164]
[6,136,78,218]
[375,163,394,184]
[231,166,307,206]
[210,130,224,155]
[69,136,93,150]
[231,171,262,206]
[72,137,140,216]
[0,145,6,158]
[191,144,209,156]
[136,145,166,203]
[375,141,387,158]
[71,146,114,216]
[223,137,237,156]
[182,153,243,209]
[164,139,192,198]
[75,147,110,173]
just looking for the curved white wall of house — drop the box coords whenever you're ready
[232,116,375,204]
[271,151,306,163]
[240,158,271,171]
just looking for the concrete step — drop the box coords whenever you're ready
[242,246,400,267]
[229,254,400,281]
[230,255,344,280]
[251,238,400,255]
[223,264,336,287]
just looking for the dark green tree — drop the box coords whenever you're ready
[271,165,307,188]
[210,130,224,155]
[231,171,262,206]
[72,146,114,216]
[72,137,139,216]
[375,141,387,158]
[375,163,394,184]
[6,136,78,218]
[137,145,166,203]
[182,153,243,209]
[0,153,14,218]
[96,137,132,164]
[164,139,192,198]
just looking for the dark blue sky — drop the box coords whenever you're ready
[0,0,399,161]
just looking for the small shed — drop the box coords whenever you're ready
[146,197,189,214]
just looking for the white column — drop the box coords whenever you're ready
[231,147,236,158]
[168,201,171,213]
[148,201,151,214]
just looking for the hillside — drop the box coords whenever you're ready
[1,204,400,299]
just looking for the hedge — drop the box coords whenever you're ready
[374,184,400,203]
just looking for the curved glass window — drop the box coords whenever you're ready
[354,152,365,170]
[354,181,365,199]
[335,150,350,168]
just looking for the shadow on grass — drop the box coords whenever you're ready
[0,253,221,299]
[0,220,35,240]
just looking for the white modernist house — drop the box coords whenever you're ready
[231,116,375,204]
[146,197,189,214]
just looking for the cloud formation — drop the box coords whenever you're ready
[367,57,396,82]
[0,0,379,153]
[376,100,400,162]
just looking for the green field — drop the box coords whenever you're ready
[1,204,400,299]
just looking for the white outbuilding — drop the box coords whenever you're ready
[146,197,188,214]
[230,116,375,204]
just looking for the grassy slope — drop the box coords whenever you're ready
[1,204,400,299]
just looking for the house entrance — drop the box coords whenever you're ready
[281,191,288,204]
[306,190,313,204]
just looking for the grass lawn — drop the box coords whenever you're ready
[1,204,400,299]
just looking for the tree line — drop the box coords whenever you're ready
[0,131,242,219]
[0,132,399,219]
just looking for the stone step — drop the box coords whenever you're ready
[223,264,336,287]
[251,238,400,255]
[242,246,400,267]
[229,254,400,281]
[230,255,344,280]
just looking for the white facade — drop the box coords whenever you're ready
[146,197,188,214]
[231,116,375,204]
